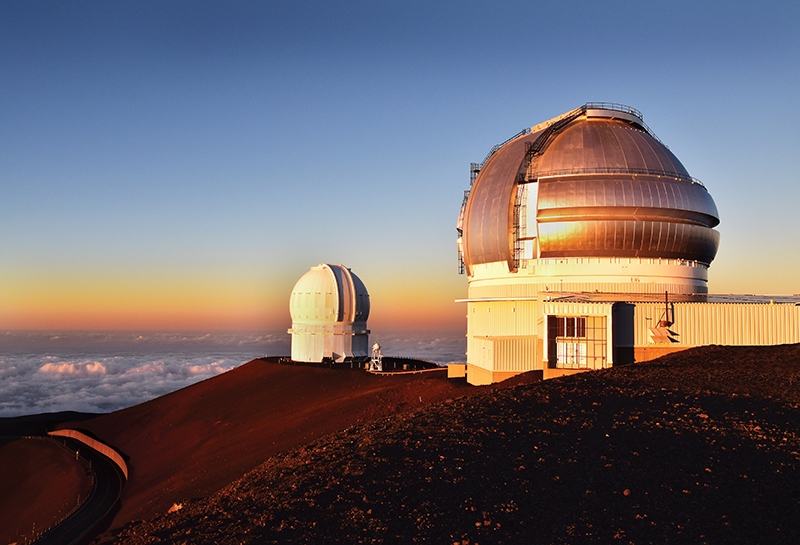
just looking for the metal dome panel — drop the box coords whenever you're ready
[537,220,720,262]
[533,118,689,178]
[289,264,370,325]
[536,176,719,227]
[461,130,542,272]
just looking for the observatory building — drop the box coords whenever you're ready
[456,103,800,385]
[288,264,370,363]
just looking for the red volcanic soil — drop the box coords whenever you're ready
[108,345,800,544]
[0,437,92,545]
[58,359,510,530]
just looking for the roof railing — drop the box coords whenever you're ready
[471,127,531,182]
[526,107,586,156]
[531,167,706,188]
[584,102,642,119]
[471,102,671,187]
[582,102,668,147]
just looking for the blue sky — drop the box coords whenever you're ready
[1,1,798,332]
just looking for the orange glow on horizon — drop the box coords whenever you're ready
[0,266,284,331]
[0,265,469,332]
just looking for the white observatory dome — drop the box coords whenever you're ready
[288,264,370,363]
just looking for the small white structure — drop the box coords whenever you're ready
[369,343,383,372]
[288,264,370,363]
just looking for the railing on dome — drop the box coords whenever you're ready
[584,102,642,119]
[583,102,668,147]
[457,189,469,274]
[512,184,525,271]
[469,127,532,187]
[528,103,667,153]
[526,108,584,157]
[530,166,706,189]
[525,102,661,160]
[470,162,480,187]
[472,103,659,187]
[480,127,532,166]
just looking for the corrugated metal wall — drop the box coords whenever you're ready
[466,300,541,372]
[467,336,540,373]
[491,336,539,372]
[290,330,362,362]
[542,302,614,317]
[467,301,539,338]
[633,303,800,346]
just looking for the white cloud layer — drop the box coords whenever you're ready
[0,331,291,417]
[0,330,466,417]
[39,360,108,375]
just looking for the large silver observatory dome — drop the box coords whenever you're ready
[459,103,720,275]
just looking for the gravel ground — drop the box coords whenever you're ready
[107,344,800,544]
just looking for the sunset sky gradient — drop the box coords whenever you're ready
[2,1,798,334]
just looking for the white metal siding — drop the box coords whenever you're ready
[633,303,800,346]
[466,300,541,372]
[492,337,539,372]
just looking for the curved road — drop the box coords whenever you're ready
[35,437,125,545]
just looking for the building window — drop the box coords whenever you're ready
[547,315,607,370]
[555,316,585,338]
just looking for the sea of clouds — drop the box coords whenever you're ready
[0,330,466,417]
